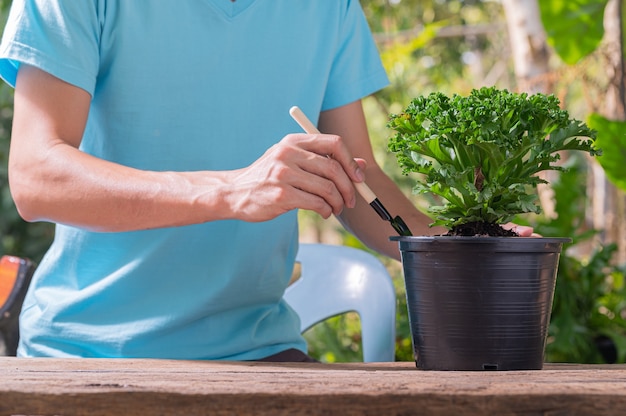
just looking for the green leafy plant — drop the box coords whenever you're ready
[387,86,599,235]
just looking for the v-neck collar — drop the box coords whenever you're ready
[209,0,257,19]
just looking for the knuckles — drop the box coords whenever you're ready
[325,134,342,149]
[270,162,292,182]
[322,157,343,179]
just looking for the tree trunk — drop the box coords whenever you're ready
[501,0,552,93]
[599,0,626,264]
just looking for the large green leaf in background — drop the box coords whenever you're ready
[588,113,626,192]
[539,0,608,64]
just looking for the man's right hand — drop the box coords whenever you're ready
[224,132,366,222]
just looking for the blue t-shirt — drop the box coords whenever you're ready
[0,0,389,359]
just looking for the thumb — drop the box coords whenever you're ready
[353,158,367,182]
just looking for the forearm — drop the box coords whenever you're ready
[9,142,236,232]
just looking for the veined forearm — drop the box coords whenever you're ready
[9,143,234,232]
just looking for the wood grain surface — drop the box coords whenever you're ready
[1,358,625,415]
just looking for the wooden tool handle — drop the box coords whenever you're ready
[289,106,377,204]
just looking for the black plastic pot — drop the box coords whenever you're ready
[391,236,569,371]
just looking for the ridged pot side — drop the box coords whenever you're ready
[391,236,569,371]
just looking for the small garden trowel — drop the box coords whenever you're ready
[289,106,413,237]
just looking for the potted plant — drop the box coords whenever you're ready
[387,86,599,370]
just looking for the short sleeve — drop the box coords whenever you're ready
[0,0,102,95]
[321,0,389,111]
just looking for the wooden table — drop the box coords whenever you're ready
[1,358,625,415]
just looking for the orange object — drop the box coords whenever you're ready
[0,256,20,309]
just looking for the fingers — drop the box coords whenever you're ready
[280,133,366,214]
[503,222,539,237]
[229,133,367,222]
[514,225,536,237]
[354,158,367,173]
[297,155,357,210]
[288,133,365,184]
[268,152,353,216]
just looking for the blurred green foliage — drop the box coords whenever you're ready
[529,155,626,363]
[588,114,626,193]
[539,0,608,65]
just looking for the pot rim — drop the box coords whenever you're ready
[390,236,572,253]
[390,236,571,243]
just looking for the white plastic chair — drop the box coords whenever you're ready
[285,243,396,362]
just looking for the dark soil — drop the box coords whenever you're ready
[444,221,518,237]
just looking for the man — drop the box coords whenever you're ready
[0,1,531,360]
